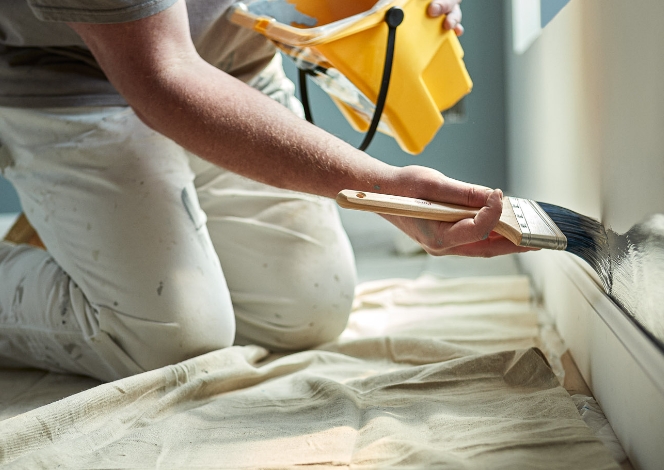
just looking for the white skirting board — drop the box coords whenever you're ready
[520,251,664,470]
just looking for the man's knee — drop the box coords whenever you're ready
[284,280,354,348]
[100,285,236,373]
[234,264,356,351]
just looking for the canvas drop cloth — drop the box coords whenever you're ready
[0,275,619,469]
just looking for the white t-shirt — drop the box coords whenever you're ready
[0,0,276,107]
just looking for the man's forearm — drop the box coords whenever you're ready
[69,0,403,200]
[131,57,397,199]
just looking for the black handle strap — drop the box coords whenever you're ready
[297,7,404,152]
[298,67,315,124]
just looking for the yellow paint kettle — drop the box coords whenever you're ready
[229,0,473,154]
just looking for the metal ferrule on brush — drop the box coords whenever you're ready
[508,197,568,250]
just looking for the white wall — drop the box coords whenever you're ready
[506,0,664,283]
[505,2,664,467]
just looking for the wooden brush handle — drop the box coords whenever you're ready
[336,190,522,246]
[336,190,478,221]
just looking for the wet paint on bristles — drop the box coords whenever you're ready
[536,202,612,291]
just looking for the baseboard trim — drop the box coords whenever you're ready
[520,251,664,470]
[559,256,664,395]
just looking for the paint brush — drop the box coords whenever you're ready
[336,190,610,284]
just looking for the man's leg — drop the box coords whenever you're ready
[189,165,357,350]
[188,55,357,350]
[0,106,235,381]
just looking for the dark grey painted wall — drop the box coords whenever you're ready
[0,176,19,213]
[540,0,571,27]
[0,0,507,213]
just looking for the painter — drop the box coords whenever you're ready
[0,0,538,381]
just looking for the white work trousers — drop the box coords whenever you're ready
[0,57,356,382]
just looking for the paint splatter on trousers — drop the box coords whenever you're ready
[0,55,356,381]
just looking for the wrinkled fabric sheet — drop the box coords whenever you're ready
[0,275,618,469]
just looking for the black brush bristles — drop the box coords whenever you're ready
[537,202,612,291]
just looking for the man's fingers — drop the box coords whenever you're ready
[433,177,493,208]
[428,1,463,35]
[427,0,460,17]
[472,188,504,236]
[442,188,503,248]
[443,5,462,30]
[444,235,537,257]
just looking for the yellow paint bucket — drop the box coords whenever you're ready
[229,0,473,154]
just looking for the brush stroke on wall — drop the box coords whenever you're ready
[605,216,664,349]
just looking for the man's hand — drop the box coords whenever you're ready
[382,166,534,257]
[428,0,464,36]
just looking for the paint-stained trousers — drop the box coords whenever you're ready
[0,56,356,382]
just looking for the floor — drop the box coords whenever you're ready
[340,208,631,469]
